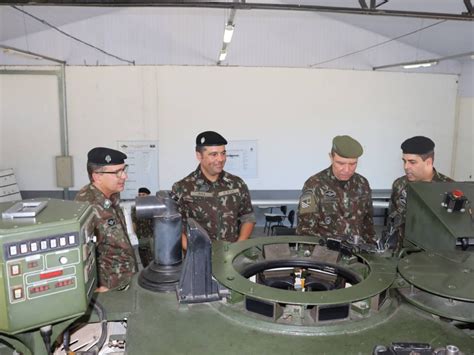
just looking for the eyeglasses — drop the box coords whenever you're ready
[96,165,129,178]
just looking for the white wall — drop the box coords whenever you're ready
[453,97,474,181]
[452,62,474,181]
[0,72,61,190]
[0,66,459,191]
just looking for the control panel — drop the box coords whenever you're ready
[0,199,96,334]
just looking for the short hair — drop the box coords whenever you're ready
[419,150,435,162]
[195,145,207,153]
[138,187,151,194]
[87,162,104,183]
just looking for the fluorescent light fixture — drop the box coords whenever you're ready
[403,61,438,69]
[219,50,227,62]
[3,48,42,60]
[223,24,234,44]
[373,52,474,71]
[0,45,64,64]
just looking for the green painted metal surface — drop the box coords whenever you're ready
[2,184,474,354]
[0,198,96,353]
[405,182,474,252]
[212,236,397,306]
[95,277,474,354]
[398,252,474,302]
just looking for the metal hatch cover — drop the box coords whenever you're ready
[397,251,474,322]
[212,235,397,306]
[398,251,474,302]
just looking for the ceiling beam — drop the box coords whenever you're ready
[1,1,473,21]
[464,0,473,14]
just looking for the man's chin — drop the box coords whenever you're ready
[337,175,352,181]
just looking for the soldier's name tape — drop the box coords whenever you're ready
[190,189,240,198]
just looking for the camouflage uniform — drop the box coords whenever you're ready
[296,167,375,241]
[388,169,452,247]
[171,166,256,242]
[75,184,137,290]
[131,207,154,267]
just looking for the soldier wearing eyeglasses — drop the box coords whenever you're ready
[75,147,137,292]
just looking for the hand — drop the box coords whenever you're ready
[95,286,110,293]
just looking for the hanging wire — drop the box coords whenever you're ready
[21,11,30,52]
[11,5,135,65]
[414,18,425,62]
[310,19,447,67]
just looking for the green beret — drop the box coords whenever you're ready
[196,131,228,146]
[332,135,363,158]
[401,136,435,155]
[87,147,127,165]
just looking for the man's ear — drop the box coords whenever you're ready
[196,151,203,163]
[427,156,434,168]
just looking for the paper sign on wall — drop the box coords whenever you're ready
[225,140,258,179]
[117,140,159,200]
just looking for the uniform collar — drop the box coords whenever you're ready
[194,165,226,184]
[326,166,353,188]
[89,183,120,207]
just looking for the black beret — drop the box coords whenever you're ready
[401,136,435,155]
[196,131,228,146]
[87,147,127,165]
[138,187,151,194]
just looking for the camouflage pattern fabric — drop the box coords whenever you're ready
[131,206,154,267]
[388,169,452,248]
[296,167,375,242]
[75,184,137,290]
[171,166,256,242]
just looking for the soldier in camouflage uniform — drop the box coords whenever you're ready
[387,136,453,249]
[131,187,154,267]
[75,147,137,292]
[171,131,256,249]
[296,135,375,242]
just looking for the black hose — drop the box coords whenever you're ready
[62,328,70,352]
[86,299,108,354]
[40,325,53,355]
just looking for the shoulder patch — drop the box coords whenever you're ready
[299,192,317,214]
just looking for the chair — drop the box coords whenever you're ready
[263,205,287,235]
[287,210,295,228]
[271,209,296,235]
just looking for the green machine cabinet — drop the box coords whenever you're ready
[0,199,96,336]
[399,182,474,323]
[405,182,474,252]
